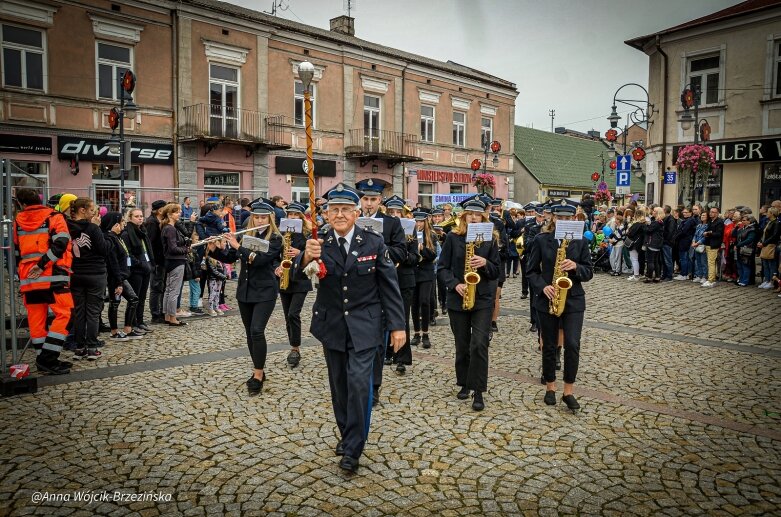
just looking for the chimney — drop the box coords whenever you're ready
[330,15,355,36]
[554,127,566,134]
[587,130,600,139]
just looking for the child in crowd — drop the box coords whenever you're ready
[203,239,228,316]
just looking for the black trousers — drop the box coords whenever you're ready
[238,300,275,369]
[149,264,166,318]
[449,307,492,393]
[520,257,529,296]
[529,290,538,325]
[71,273,107,349]
[373,330,387,392]
[429,281,437,319]
[412,280,432,333]
[436,275,447,309]
[645,249,661,279]
[108,279,138,330]
[324,341,375,459]
[538,310,584,384]
[506,256,519,276]
[280,291,307,347]
[391,287,414,365]
[127,270,150,326]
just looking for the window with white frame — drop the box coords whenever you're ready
[364,95,381,151]
[481,117,493,147]
[420,105,435,143]
[294,80,316,128]
[453,111,465,147]
[97,41,132,100]
[774,41,781,97]
[418,182,433,208]
[687,54,720,105]
[291,176,309,202]
[209,63,239,138]
[450,184,464,194]
[1,24,45,90]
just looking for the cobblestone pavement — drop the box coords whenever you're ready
[2,272,780,515]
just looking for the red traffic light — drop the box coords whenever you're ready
[108,107,120,130]
[471,159,482,171]
[490,140,501,153]
[121,70,136,94]
[631,147,646,161]
[591,172,600,182]
[609,160,617,170]
[605,129,618,142]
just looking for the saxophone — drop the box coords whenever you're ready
[279,231,293,289]
[462,236,483,310]
[549,239,573,316]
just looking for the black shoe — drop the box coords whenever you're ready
[395,363,406,375]
[57,359,74,369]
[151,316,166,324]
[562,394,580,411]
[529,324,537,333]
[190,307,205,314]
[421,335,431,349]
[555,347,562,370]
[287,349,301,368]
[430,318,437,327]
[137,324,153,333]
[472,391,485,411]
[99,323,111,333]
[372,388,379,407]
[433,310,439,318]
[339,455,359,473]
[246,374,264,396]
[36,359,70,375]
[410,334,421,347]
[335,440,345,456]
[540,375,545,385]
[441,307,447,315]
[457,386,470,400]
[383,356,393,366]
[520,293,528,299]
[544,390,556,405]
[491,321,499,333]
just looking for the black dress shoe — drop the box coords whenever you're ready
[544,390,556,405]
[372,388,379,406]
[246,374,265,396]
[151,316,166,324]
[339,455,359,473]
[287,349,301,368]
[520,293,528,299]
[335,440,345,456]
[555,347,562,370]
[421,335,431,349]
[529,324,537,333]
[383,356,393,366]
[472,391,485,411]
[57,359,73,369]
[36,360,70,375]
[430,318,437,327]
[456,386,470,400]
[395,363,406,375]
[491,321,499,333]
[410,334,421,347]
[562,394,580,411]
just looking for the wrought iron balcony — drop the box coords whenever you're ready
[345,128,422,166]
[178,104,290,151]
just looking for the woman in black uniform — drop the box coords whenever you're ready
[382,195,418,374]
[526,199,593,411]
[411,209,437,349]
[225,201,283,395]
[276,202,313,368]
[438,197,500,411]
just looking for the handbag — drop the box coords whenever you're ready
[695,244,706,253]
[624,236,636,248]
[760,243,777,260]
[739,246,754,257]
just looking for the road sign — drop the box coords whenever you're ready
[616,154,631,172]
[616,186,631,195]
[664,171,676,184]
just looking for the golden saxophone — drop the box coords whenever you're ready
[462,236,483,310]
[549,239,573,317]
[279,231,293,289]
[515,234,525,255]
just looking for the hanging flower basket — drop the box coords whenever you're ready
[676,144,717,176]
[473,173,496,194]
[593,181,613,204]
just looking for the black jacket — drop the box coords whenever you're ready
[626,221,645,251]
[437,232,501,312]
[676,216,697,252]
[366,211,407,266]
[279,232,312,294]
[414,242,437,283]
[706,217,725,249]
[644,219,664,251]
[397,238,420,290]
[663,215,677,246]
[236,232,282,303]
[67,219,107,276]
[121,223,154,273]
[144,215,164,265]
[103,232,130,288]
[526,233,593,315]
[161,224,188,263]
[761,219,780,246]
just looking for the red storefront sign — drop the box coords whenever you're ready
[417,170,472,183]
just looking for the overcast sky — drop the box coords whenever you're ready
[231,0,738,133]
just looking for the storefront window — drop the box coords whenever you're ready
[677,168,722,209]
[291,176,309,203]
[762,163,781,206]
[204,171,239,199]
[1,160,48,207]
[450,184,464,194]
[92,163,139,182]
[418,182,433,208]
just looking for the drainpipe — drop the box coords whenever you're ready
[172,9,179,191]
[401,64,407,200]
[656,35,668,206]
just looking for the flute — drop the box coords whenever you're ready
[191,227,258,247]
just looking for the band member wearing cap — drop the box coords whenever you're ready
[224,201,283,395]
[487,197,510,335]
[297,183,406,473]
[526,199,593,411]
[438,196,500,411]
[524,205,545,332]
[411,209,437,349]
[276,202,312,368]
[382,195,418,374]
[430,208,447,318]
[355,178,406,406]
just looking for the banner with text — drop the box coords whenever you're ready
[414,170,473,183]
[433,194,472,205]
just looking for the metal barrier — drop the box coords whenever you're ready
[1,159,20,376]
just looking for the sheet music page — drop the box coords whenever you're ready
[554,220,584,240]
[279,218,303,233]
[356,217,383,234]
[466,223,494,243]
[242,235,270,253]
[399,218,416,236]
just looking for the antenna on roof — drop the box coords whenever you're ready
[344,0,356,17]
[264,0,289,16]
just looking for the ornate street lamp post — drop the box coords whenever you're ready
[678,84,712,208]
[606,83,652,202]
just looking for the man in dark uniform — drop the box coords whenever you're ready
[526,199,593,411]
[296,184,406,473]
[355,179,406,406]
[524,204,545,332]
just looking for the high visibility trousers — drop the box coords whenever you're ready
[25,291,74,359]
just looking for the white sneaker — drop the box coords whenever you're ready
[759,282,772,289]
[627,275,638,281]
[699,277,708,283]
[176,310,192,318]
[207,309,218,316]
[197,299,204,308]
[674,275,686,281]
[691,277,700,282]
[702,281,715,287]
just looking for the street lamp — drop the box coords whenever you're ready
[107,69,137,212]
[606,83,652,202]
[678,84,713,208]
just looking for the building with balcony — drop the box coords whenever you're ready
[627,0,781,210]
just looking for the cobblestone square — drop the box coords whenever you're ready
[1,273,780,516]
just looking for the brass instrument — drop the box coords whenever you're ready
[548,239,573,317]
[440,215,460,232]
[515,234,525,255]
[462,235,483,310]
[279,231,293,289]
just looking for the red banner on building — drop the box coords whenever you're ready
[416,170,472,183]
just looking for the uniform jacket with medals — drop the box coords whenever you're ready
[235,232,282,303]
[437,231,501,312]
[526,232,593,314]
[279,231,312,294]
[294,226,405,353]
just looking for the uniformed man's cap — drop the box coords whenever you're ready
[477,193,493,207]
[326,183,363,205]
[382,195,405,210]
[490,197,503,206]
[534,204,545,215]
[551,198,578,216]
[355,178,384,195]
[460,196,487,213]
[523,202,537,212]
[431,208,444,215]
[285,202,307,214]
[412,209,430,221]
[251,200,274,215]
[543,202,553,213]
